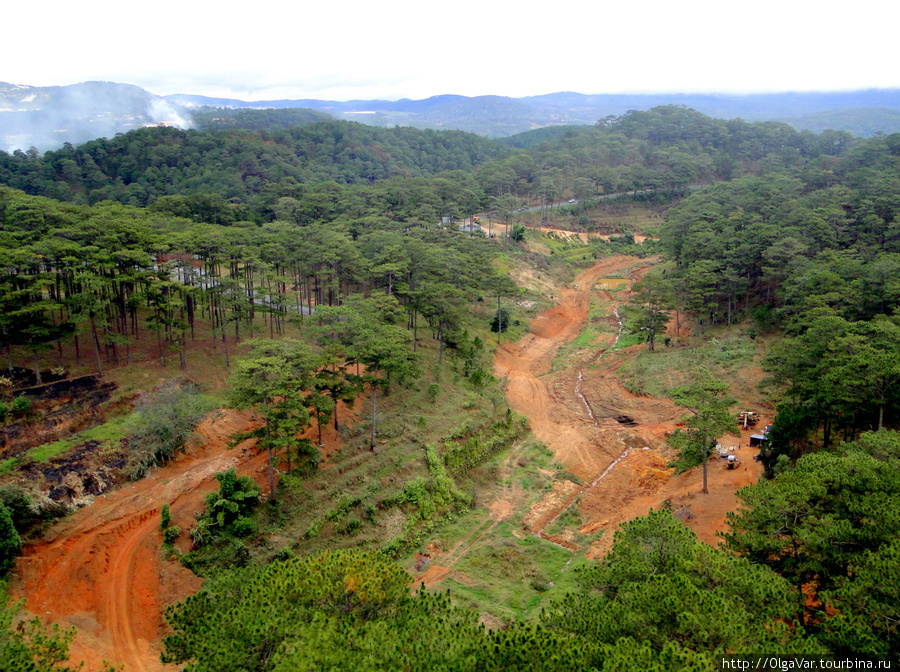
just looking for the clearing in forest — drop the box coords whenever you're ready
[413,253,764,617]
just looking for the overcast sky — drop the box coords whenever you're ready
[6,0,899,101]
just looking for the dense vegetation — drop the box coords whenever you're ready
[162,428,900,669]
[1,105,899,668]
[190,106,333,132]
[0,105,860,223]
[658,129,900,466]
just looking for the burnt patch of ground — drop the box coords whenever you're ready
[1,374,121,455]
[16,438,127,507]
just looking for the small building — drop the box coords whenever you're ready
[749,434,768,448]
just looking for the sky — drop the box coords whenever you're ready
[6,0,899,102]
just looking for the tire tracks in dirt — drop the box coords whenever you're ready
[425,252,765,589]
[496,256,654,528]
[12,410,269,672]
[500,256,766,559]
[418,256,654,587]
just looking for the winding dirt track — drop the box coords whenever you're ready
[495,256,656,479]
[12,410,269,672]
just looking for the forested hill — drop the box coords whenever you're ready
[777,107,900,138]
[0,122,506,220]
[4,80,899,154]
[190,107,333,131]
[169,88,900,137]
[0,106,867,226]
[659,129,900,459]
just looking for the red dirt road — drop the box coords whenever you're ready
[12,410,268,672]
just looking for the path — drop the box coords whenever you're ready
[11,410,271,672]
[418,256,653,584]
[416,253,763,590]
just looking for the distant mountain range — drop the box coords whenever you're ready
[2,80,900,152]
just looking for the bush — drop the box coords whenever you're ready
[343,517,362,535]
[231,517,256,538]
[0,504,21,576]
[163,525,182,545]
[426,383,440,403]
[180,538,250,573]
[195,468,261,540]
[0,486,39,533]
[10,397,31,416]
[184,468,262,573]
[305,519,324,539]
[160,503,171,531]
[127,380,215,480]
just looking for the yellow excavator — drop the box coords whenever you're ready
[737,411,759,429]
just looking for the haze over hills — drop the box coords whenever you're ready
[0,81,191,152]
[2,80,900,152]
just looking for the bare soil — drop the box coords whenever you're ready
[11,411,346,671]
[11,410,263,671]
[494,254,763,555]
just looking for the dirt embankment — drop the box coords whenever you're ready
[12,410,268,672]
[1,374,120,454]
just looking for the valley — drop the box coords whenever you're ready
[413,253,764,613]
[9,251,765,670]
[1,103,897,668]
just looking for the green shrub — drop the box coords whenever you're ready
[127,380,215,480]
[160,503,171,530]
[11,397,31,417]
[305,519,324,539]
[0,504,22,576]
[196,468,261,538]
[0,486,40,533]
[364,503,377,523]
[324,496,360,523]
[181,538,250,573]
[163,525,181,545]
[443,413,529,475]
[231,517,256,538]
